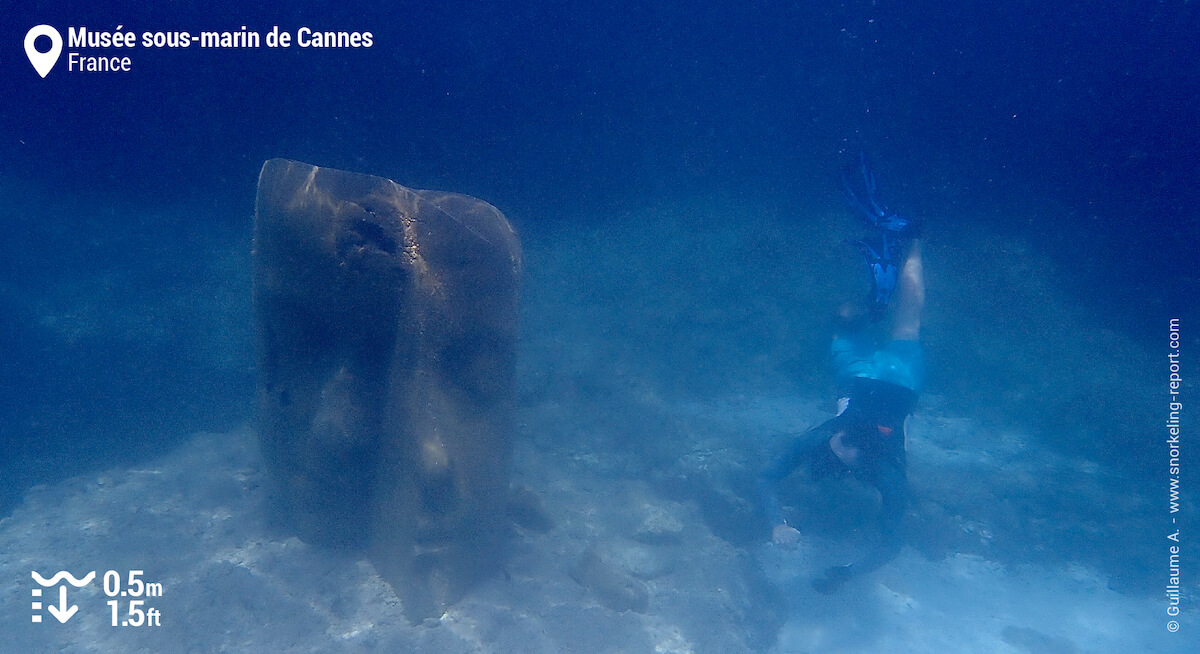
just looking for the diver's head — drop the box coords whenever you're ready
[829,429,862,467]
[829,410,901,468]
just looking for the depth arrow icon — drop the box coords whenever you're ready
[47,585,78,623]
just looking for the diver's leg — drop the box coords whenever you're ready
[811,459,908,594]
[890,239,924,341]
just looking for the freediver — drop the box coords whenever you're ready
[758,153,924,594]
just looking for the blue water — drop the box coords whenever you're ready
[0,2,1195,651]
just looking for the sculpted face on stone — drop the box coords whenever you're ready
[253,159,523,621]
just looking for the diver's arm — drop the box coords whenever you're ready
[758,424,834,538]
[871,460,907,564]
[757,440,805,529]
[760,422,848,545]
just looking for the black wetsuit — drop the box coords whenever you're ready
[758,377,917,592]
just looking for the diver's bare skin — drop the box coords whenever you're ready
[761,156,925,593]
[768,240,925,552]
[890,239,924,342]
[826,238,923,469]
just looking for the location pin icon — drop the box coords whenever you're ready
[24,25,63,78]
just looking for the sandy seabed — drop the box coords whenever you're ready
[2,202,1193,653]
[1,392,1191,653]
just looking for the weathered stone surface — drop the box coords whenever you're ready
[602,538,677,580]
[253,158,522,621]
[570,547,650,614]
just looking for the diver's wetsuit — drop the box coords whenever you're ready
[758,334,924,592]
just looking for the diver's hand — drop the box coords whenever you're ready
[811,564,855,595]
[772,524,801,549]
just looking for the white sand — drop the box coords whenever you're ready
[2,202,1191,652]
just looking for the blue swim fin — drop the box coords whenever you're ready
[841,152,920,239]
[841,153,919,321]
[849,234,901,321]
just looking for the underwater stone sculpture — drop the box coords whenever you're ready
[253,158,523,620]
